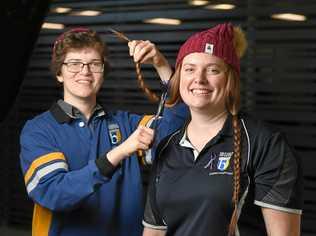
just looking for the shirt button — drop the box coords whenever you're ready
[78,121,85,127]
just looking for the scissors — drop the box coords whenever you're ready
[150,83,169,131]
[139,83,169,164]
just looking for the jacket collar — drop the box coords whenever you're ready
[49,99,106,124]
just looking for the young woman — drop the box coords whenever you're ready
[142,23,302,236]
[19,28,187,236]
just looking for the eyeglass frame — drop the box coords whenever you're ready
[62,61,105,73]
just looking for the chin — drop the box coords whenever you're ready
[189,101,213,110]
[74,88,96,96]
[189,100,209,107]
[71,92,95,100]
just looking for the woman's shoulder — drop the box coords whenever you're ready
[239,112,282,139]
[156,128,183,155]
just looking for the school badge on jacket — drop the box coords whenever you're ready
[108,123,122,145]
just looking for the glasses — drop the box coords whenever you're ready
[63,61,104,73]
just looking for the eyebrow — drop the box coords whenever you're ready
[66,59,103,62]
[182,63,222,67]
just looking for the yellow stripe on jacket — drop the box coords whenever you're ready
[32,203,52,236]
[24,152,66,184]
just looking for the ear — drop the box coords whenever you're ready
[56,75,64,83]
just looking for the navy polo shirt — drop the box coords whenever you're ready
[143,114,303,236]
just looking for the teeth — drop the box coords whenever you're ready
[77,80,91,84]
[191,89,211,95]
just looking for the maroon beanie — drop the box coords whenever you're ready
[176,22,240,77]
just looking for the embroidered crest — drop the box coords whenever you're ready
[108,123,122,145]
[205,43,214,54]
[217,152,233,171]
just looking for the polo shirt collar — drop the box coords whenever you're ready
[179,127,192,149]
[178,113,234,151]
[179,127,200,160]
[50,99,106,124]
[177,120,189,146]
[218,113,233,137]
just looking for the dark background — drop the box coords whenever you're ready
[1,0,316,235]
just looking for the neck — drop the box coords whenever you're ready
[185,109,228,152]
[190,108,228,128]
[64,96,96,120]
[187,109,228,143]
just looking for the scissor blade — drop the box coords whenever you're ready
[151,91,168,131]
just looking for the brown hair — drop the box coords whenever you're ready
[227,26,246,235]
[51,28,109,78]
[228,113,241,236]
[166,25,247,236]
[165,66,181,107]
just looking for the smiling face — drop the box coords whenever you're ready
[179,52,228,114]
[56,47,104,105]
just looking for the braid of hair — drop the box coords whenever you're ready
[135,62,159,103]
[109,28,159,103]
[228,114,241,236]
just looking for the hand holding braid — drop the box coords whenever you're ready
[135,63,159,102]
[110,29,172,102]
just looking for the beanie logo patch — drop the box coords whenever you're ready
[205,43,214,54]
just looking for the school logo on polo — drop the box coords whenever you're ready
[217,152,233,171]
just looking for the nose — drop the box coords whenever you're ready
[80,64,92,74]
[194,69,207,84]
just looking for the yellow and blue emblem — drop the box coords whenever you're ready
[217,152,233,171]
[108,123,122,145]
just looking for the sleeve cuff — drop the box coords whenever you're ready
[95,154,118,178]
[142,220,167,230]
[254,200,302,215]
